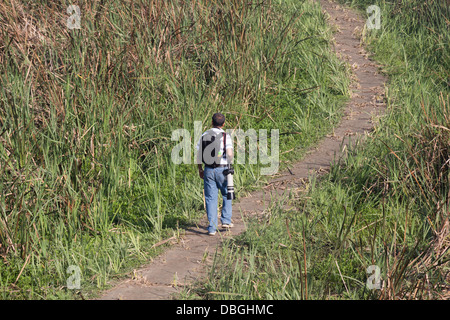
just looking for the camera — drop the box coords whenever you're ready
[223,165,235,200]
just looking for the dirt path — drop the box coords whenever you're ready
[98,0,387,300]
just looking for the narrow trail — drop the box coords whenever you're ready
[98,0,387,300]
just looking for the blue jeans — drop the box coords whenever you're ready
[203,166,232,233]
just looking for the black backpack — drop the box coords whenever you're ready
[200,130,226,168]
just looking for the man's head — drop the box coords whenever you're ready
[212,113,225,128]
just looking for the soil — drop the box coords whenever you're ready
[97,0,387,300]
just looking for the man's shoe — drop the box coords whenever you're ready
[208,231,216,236]
[221,223,234,229]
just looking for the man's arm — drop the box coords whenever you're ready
[226,147,233,164]
[198,163,204,178]
[197,143,204,179]
[225,132,233,164]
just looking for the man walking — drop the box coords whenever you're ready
[196,113,234,236]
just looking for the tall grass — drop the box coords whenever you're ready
[0,0,349,298]
[184,0,450,300]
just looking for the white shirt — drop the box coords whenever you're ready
[196,128,233,165]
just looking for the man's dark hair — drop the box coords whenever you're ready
[212,113,225,127]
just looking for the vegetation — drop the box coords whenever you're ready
[0,0,349,299]
[184,0,450,300]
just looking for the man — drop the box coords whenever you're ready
[196,113,234,236]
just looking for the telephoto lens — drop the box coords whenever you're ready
[224,165,235,200]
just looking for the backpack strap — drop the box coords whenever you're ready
[223,132,226,159]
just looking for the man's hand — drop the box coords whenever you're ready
[198,164,204,179]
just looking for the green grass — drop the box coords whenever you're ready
[181,0,450,300]
[0,0,350,299]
